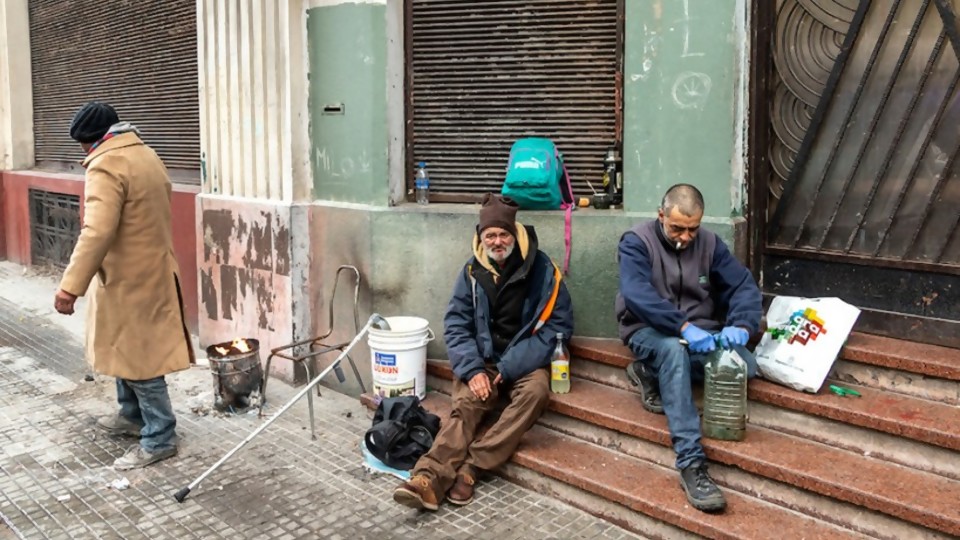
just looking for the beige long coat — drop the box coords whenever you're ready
[60,132,194,381]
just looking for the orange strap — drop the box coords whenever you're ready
[533,263,562,334]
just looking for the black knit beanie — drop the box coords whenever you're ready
[478,193,519,237]
[69,102,119,144]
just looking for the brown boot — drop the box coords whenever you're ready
[393,474,439,511]
[447,466,477,506]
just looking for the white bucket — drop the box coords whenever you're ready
[368,316,435,400]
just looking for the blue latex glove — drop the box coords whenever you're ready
[681,324,716,353]
[719,326,750,349]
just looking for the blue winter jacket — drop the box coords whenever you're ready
[444,224,575,384]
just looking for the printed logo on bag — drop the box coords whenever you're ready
[374,352,398,375]
[514,157,546,170]
[769,307,827,345]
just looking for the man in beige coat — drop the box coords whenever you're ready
[54,102,194,470]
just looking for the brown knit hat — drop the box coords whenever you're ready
[478,193,518,237]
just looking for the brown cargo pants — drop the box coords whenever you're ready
[412,366,550,496]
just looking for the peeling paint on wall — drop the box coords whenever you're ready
[243,212,274,271]
[220,265,238,320]
[198,196,294,378]
[203,209,234,263]
[274,222,291,276]
[238,266,250,298]
[200,268,218,321]
[255,272,274,330]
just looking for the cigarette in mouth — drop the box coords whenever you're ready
[676,241,682,250]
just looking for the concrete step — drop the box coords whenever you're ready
[568,358,960,481]
[838,333,960,381]
[745,402,960,482]
[425,374,953,540]
[371,390,862,540]
[534,411,953,540]
[749,379,960,452]
[568,338,960,451]
[498,462,700,540]
[574,335,960,405]
[425,361,960,537]
[829,357,960,406]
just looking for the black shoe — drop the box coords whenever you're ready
[680,461,726,513]
[625,362,664,414]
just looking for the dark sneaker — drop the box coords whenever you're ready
[96,415,143,438]
[680,461,726,512]
[113,444,177,470]
[393,474,439,511]
[626,362,664,414]
[447,466,477,506]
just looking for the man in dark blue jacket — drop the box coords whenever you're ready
[394,193,574,512]
[615,184,762,513]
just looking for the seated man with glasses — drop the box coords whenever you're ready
[393,193,573,511]
[615,184,762,513]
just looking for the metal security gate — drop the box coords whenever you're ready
[406,0,623,201]
[29,190,80,268]
[759,0,960,347]
[29,0,199,178]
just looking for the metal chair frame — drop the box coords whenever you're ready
[259,265,367,439]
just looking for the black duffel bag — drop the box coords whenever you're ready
[364,396,441,470]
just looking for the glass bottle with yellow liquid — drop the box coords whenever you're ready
[550,332,571,394]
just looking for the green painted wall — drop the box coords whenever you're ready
[622,0,744,217]
[307,4,389,205]
[309,206,736,359]
[303,1,748,355]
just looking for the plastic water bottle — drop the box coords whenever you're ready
[415,162,430,205]
[702,347,748,441]
[550,333,570,394]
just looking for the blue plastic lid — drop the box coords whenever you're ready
[418,161,426,167]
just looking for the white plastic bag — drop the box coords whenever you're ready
[754,296,861,393]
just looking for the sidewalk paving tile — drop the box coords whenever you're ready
[0,293,644,540]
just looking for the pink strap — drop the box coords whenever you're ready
[562,203,572,274]
[560,158,574,274]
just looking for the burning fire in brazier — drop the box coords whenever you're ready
[205,338,264,412]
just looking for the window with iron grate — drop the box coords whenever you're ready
[405,0,624,203]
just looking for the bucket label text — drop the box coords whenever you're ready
[374,352,399,376]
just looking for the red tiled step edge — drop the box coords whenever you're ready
[573,334,960,382]
[363,393,858,540]
[748,380,960,451]
[841,333,960,381]
[426,361,960,536]
[568,338,960,452]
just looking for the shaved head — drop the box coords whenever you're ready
[660,184,705,217]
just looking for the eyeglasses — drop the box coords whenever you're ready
[482,231,513,242]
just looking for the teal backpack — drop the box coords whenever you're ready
[502,138,574,210]
[501,138,575,273]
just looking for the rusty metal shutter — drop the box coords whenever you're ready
[29,0,199,179]
[407,0,622,201]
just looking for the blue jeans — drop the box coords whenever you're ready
[116,377,178,452]
[627,327,757,470]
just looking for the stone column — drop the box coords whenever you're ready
[0,0,34,170]
[195,0,312,382]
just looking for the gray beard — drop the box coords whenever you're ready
[484,243,515,265]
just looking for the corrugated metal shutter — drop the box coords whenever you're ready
[408,0,622,201]
[29,0,199,179]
